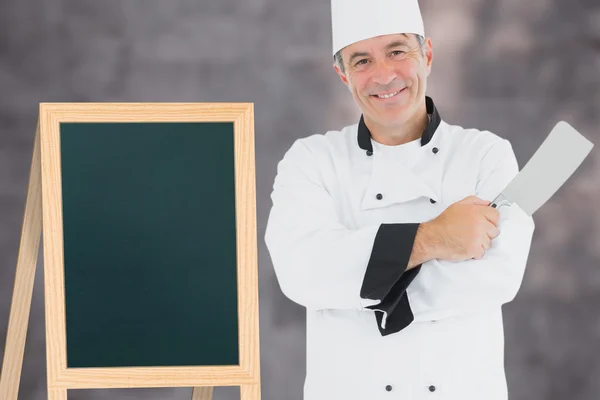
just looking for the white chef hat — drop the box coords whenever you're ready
[331,0,425,56]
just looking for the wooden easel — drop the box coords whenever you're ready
[0,122,43,400]
[1,102,261,399]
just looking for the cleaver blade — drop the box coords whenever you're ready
[490,121,594,215]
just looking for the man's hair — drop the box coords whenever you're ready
[334,33,426,74]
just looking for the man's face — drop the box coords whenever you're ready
[334,33,433,128]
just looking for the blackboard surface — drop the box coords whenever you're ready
[59,122,239,368]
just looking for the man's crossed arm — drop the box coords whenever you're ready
[264,137,535,335]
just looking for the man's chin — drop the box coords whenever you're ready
[370,98,412,114]
[367,109,411,127]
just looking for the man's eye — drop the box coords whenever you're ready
[355,59,368,66]
[391,50,405,56]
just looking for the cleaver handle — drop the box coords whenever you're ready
[490,192,512,209]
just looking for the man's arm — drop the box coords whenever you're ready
[407,205,534,323]
[401,138,535,323]
[407,223,439,269]
[265,139,420,311]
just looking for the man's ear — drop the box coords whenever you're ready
[333,63,350,87]
[424,37,433,76]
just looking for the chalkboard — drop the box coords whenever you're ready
[60,122,239,368]
[35,103,260,395]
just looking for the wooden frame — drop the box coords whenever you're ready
[0,103,260,400]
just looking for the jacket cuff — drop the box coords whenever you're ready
[368,267,421,335]
[359,223,423,335]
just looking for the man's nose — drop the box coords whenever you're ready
[371,61,396,86]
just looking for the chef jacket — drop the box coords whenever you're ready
[264,97,535,400]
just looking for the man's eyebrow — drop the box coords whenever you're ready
[385,39,410,50]
[347,36,412,65]
[348,51,370,65]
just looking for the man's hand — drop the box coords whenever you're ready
[408,196,501,268]
[426,196,501,261]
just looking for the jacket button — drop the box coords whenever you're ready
[430,198,436,204]
[429,385,436,392]
[366,150,373,156]
[432,147,439,154]
[385,385,393,392]
[376,193,383,200]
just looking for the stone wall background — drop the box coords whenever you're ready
[1,1,599,399]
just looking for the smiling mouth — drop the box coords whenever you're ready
[372,88,405,99]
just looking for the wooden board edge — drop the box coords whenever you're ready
[40,105,69,386]
[233,104,261,381]
[54,365,256,389]
[36,103,255,122]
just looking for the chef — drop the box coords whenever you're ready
[264,0,535,399]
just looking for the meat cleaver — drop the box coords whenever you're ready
[490,121,594,215]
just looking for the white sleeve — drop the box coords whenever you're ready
[406,138,535,322]
[265,139,422,313]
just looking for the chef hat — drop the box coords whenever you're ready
[331,0,425,56]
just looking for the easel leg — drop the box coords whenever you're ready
[0,123,43,400]
[192,386,213,400]
[240,384,261,400]
[47,388,67,400]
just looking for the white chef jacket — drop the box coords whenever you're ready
[264,97,535,400]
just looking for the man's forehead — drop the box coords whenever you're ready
[342,33,413,55]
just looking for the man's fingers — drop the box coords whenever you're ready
[482,235,492,250]
[482,207,500,226]
[473,245,486,260]
[484,222,499,239]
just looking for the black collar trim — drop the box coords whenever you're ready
[357,96,441,152]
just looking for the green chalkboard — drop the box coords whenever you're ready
[59,122,239,368]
